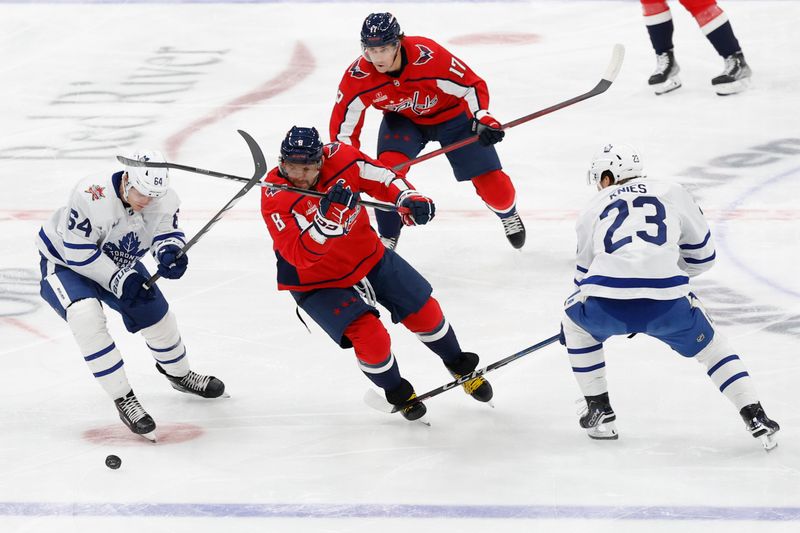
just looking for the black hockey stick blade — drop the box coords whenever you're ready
[365,333,561,414]
[391,43,625,172]
[141,130,267,289]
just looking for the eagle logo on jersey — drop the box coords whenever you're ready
[102,232,147,268]
[348,61,370,79]
[85,185,106,201]
[413,44,434,66]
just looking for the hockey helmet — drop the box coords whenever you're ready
[587,143,645,186]
[360,13,402,48]
[279,126,324,165]
[124,150,169,198]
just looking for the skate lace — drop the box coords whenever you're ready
[501,213,524,235]
[722,55,739,76]
[461,376,486,395]
[181,371,211,393]
[118,395,148,423]
[653,53,671,74]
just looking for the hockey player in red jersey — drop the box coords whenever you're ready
[260,126,493,421]
[330,12,525,251]
[641,0,751,95]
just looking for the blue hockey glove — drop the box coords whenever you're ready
[156,245,188,279]
[396,190,436,226]
[471,110,505,146]
[111,269,156,308]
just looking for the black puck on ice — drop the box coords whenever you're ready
[105,454,122,469]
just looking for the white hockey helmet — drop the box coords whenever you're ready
[124,150,169,198]
[587,143,645,186]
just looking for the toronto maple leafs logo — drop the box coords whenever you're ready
[413,44,434,66]
[102,231,148,268]
[84,184,106,201]
[348,60,370,79]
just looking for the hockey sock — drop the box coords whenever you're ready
[705,21,741,58]
[401,297,461,364]
[344,313,402,390]
[642,1,674,54]
[562,313,608,397]
[66,298,130,400]
[140,311,189,377]
[695,335,759,410]
[683,0,741,57]
[471,170,516,217]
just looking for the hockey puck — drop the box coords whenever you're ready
[105,454,121,469]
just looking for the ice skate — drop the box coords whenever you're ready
[114,390,157,442]
[156,363,227,399]
[445,352,494,405]
[500,210,526,249]
[740,402,779,451]
[712,51,751,96]
[385,378,429,424]
[648,50,681,95]
[579,393,618,440]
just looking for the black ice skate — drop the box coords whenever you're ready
[648,50,681,95]
[740,402,779,450]
[114,390,156,442]
[445,352,494,404]
[385,378,428,423]
[156,363,227,398]
[500,210,526,249]
[579,392,618,440]
[712,51,751,96]
[380,235,399,250]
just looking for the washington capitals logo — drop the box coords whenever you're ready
[102,232,147,268]
[384,91,439,116]
[324,143,341,158]
[348,61,370,79]
[413,44,434,66]
[84,184,106,201]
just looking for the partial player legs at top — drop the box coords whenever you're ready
[641,0,751,95]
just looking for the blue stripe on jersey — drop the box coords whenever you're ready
[38,228,65,262]
[147,338,182,353]
[572,362,606,373]
[568,344,603,355]
[67,248,102,267]
[684,252,716,264]
[720,371,749,392]
[578,275,689,289]
[156,350,186,365]
[153,231,186,244]
[680,231,711,250]
[84,342,116,362]
[64,241,98,250]
[576,265,588,273]
[93,359,124,378]
[707,354,740,376]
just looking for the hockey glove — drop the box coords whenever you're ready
[396,190,436,226]
[310,180,360,242]
[156,244,188,280]
[471,110,505,146]
[111,269,157,308]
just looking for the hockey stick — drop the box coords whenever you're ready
[117,130,267,289]
[389,43,626,172]
[364,332,561,414]
[117,152,398,213]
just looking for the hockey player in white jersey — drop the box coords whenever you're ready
[36,151,226,441]
[560,143,779,450]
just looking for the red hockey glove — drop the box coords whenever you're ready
[312,179,360,240]
[471,110,505,146]
[396,190,436,226]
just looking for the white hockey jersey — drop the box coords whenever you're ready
[571,178,715,300]
[36,171,186,293]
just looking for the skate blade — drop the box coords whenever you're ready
[486,400,496,408]
[653,77,682,95]
[760,434,778,451]
[715,78,750,96]
[588,421,619,440]
[139,430,157,443]
[415,415,431,427]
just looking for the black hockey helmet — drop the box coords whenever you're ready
[360,13,402,48]
[279,126,324,165]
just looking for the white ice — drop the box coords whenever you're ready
[1,1,799,532]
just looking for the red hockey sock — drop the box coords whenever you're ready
[402,298,461,363]
[344,313,392,366]
[471,169,516,214]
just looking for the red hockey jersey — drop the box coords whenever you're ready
[260,143,411,292]
[329,36,491,149]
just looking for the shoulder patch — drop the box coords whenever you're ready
[324,143,341,158]
[413,44,434,66]
[84,184,106,201]
[348,60,370,79]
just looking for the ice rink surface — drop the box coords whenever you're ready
[1,1,799,531]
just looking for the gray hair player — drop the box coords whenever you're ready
[560,143,779,450]
[36,151,226,441]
